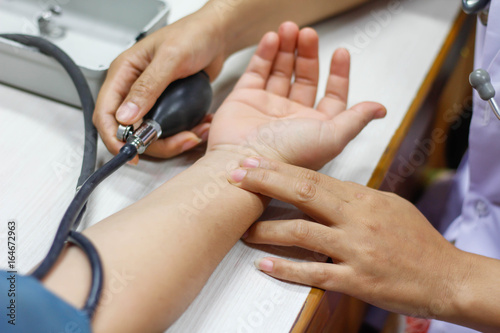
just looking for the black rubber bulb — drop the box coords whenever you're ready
[144,71,212,138]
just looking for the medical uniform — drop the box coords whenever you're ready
[405,2,500,332]
[0,271,92,332]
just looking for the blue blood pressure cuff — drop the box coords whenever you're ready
[0,270,91,333]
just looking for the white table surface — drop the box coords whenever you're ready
[0,0,461,332]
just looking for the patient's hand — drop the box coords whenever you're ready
[208,22,386,170]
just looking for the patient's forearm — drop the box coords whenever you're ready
[42,150,265,333]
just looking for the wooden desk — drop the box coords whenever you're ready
[0,0,465,332]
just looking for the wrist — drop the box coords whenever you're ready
[434,247,475,323]
[147,147,267,239]
[197,1,232,60]
[205,143,261,161]
[202,145,270,198]
[198,145,262,187]
[445,250,500,331]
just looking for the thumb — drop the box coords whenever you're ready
[328,101,386,150]
[115,56,179,125]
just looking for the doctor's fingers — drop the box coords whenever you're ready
[243,219,352,261]
[237,157,361,200]
[228,161,353,225]
[93,53,146,162]
[254,258,353,294]
[93,41,172,149]
[114,50,183,127]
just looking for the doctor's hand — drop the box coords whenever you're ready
[93,10,226,163]
[228,158,470,320]
[207,22,385,170]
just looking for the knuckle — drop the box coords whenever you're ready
[131,76,158,100]
[364,219,382,233]
[272,260,287,277]
[271,68,289,78]
[310,266,331,287]
[291,221,311,242]
[322,233,337,251]
[158,45,190,71]
[344,181,361,188]
[297,169,321,185]
[253,222,271,238]
[354,190,378,206]
[109,54,125,68]
[255,169,271,184]
[158,44,180,58]
[262,159,279,171]
[294,180,317,203]
[362,193,375,203]
[354,108,371,125]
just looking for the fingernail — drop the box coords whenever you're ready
[116,102,140,123]
[230,169,247,183]
[181,138,202,153]
[200,127,210,142]
[242,157,260,169]
[241,230,249,239]
[376,108,387,118]
[254,258,273,272]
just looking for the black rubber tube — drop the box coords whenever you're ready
[0,34,97,187]
[0,34,137,319]
[32,143,138,279]
[68,230,104,317]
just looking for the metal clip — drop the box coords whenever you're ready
[38,6,65,38]
[126,120,162,154]
[116,124,134,142]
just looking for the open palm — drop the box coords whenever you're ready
[208,22,386,170]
